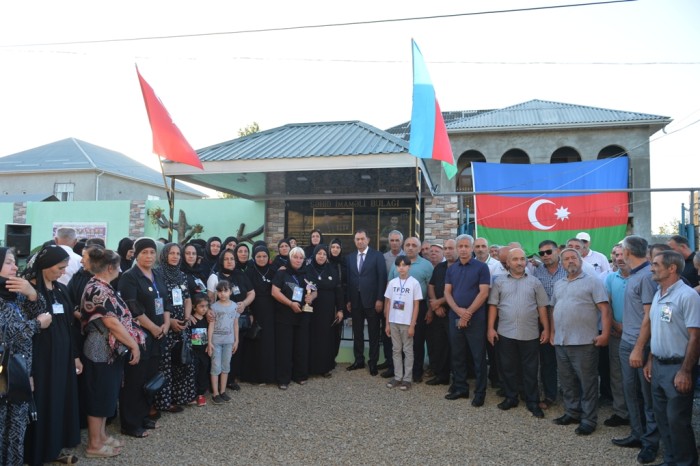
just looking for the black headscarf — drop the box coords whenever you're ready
[117,237,134,271]
[233,244,250,271]
[252,245,271,272]
[312,244,330,268]
[204,236,222,264]
[217,249,236,277]
[181,243,204,276]
[328,238,343,264]
[159,243,183,286]
[0,247,15,301]
[223,236,238,249]
[23,244,69,291]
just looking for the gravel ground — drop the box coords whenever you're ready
[71,363,700,465]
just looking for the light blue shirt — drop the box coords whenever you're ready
[605,270,628,323]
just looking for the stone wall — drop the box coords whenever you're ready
[266,173,286,248]
[129,200,146,238]
[13,202,27,224]
[423,195,459,241]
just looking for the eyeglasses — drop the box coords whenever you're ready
[538,249,554,256]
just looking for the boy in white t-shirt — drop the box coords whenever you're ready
[384,256,423,390]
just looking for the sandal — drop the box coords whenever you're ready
[106,436,125,448]
[142,419,160,430]
[85,445,121,458]
[54,453,79,464]
[121,428,149,438]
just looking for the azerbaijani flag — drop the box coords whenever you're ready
[409,40,457,179]
[472,158,629,255]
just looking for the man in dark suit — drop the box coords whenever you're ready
[346,229,387,376]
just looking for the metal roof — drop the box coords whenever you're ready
[386,110,493,140]
[445,99,671,131]
[0,138,203,195]
[196,121,409,162]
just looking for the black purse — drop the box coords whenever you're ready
[143,371,165,400]
[171,338,193,366]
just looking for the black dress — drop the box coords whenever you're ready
[24,282,81,466]
[272,266,310,385]
[305,260,343,375]
[245,263,277,384]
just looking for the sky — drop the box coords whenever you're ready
[0,0,698,232]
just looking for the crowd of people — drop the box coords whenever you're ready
[0,225,699,465]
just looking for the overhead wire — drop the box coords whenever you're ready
[1,0,636,48]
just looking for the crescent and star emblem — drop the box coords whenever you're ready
[527,199,571,230]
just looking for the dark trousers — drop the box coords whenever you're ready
[193,348,210,396]
[651,359,697,466]
[619,340,659,449]
[119,353,159,432]
[351,305,380,365]
[539,342,558,401]
[598,340,612,399]
[412,301,428,379]
[448,314,487,395]
[275,317,310,385]
[378,315,393,367]
[427,313,451,381]
[497,335,540,405]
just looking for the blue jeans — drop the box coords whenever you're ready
[448,313,486,395]
[618,340,658,449]
[555,344,599,428]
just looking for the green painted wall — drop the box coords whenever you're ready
[143,199,265,245]
[0,203,14,243]
[25,201,131,250]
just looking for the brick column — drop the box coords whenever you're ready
[12,202,27,224]
[129,200,146,238]
[265,173,286,247]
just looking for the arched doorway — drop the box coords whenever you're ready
[501,149,530,164]
[550,146,581,163]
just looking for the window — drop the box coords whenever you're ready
[54,183,74,201]
[456,150,486,214]
[550,147,581,163]
[501,149,530,164]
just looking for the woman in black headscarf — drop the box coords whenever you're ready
[200,236,222,277]
[206,248,255,389]
[233,243,251,273]
[117,237,134,273]
[328,238,348,359]
[245,245,276,384]
[181,242,207,297]
[155,243,195,413]
[118,238,170,438]
[303,229,324,262]
[272,238,291,271]
[305,244,344,377]
[23,245,82,466]
[0,248,50,466]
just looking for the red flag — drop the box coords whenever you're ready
[136,66,203,169]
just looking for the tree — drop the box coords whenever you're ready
[655,218,680,235]
[237,122,260,137]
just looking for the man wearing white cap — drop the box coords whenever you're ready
[576,232,611,276]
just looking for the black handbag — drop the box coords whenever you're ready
[143,371,165,399]
[171,339,193,366]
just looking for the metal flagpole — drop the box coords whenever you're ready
[415,157,421,240]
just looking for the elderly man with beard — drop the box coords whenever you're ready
[487,248,550,418]
[550,248,611,436]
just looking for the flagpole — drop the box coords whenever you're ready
[415,157,421,241]
[157,157,175,242]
